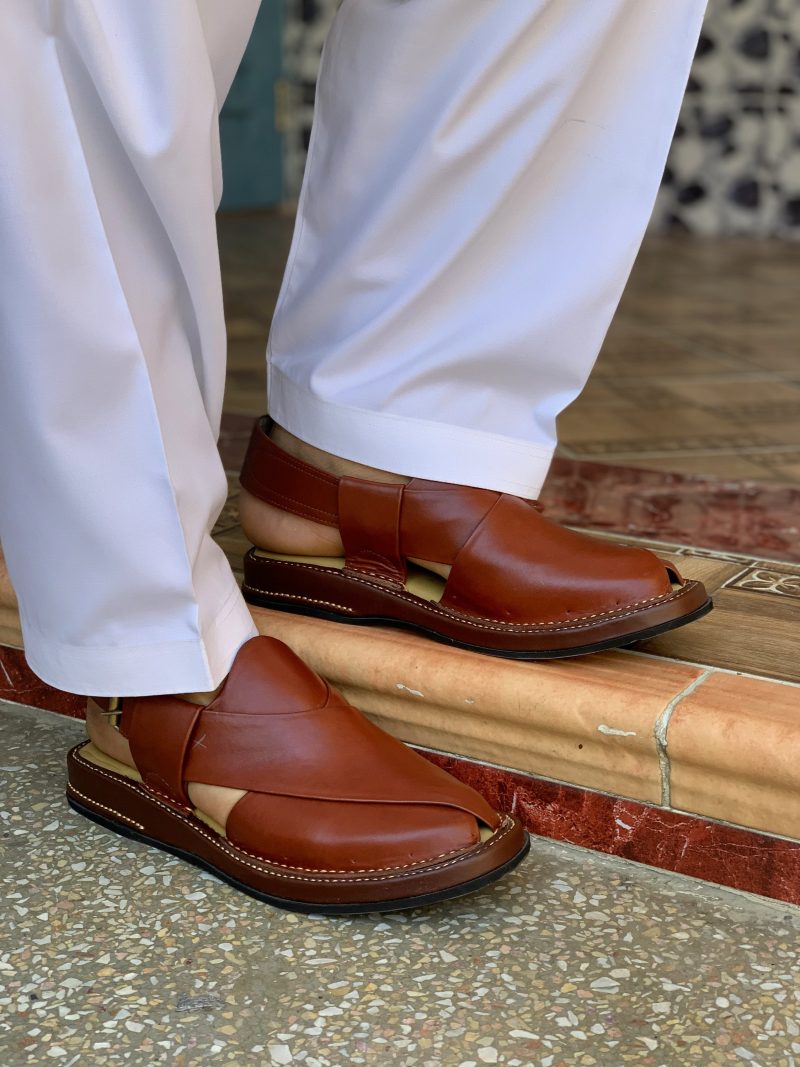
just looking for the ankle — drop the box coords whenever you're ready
[86,701,133,765]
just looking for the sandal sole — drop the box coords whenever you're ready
[242,553,713,660]
[66,742,530,915]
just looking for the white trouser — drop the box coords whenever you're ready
[270,0,708,497]
[0,0,261,695]
[0,0,707,696]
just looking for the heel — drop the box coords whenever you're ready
[66,741,191,845]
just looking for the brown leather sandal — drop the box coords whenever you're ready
[240,418,712,659]
[66,636,528,914]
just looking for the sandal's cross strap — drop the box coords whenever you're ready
[119,637,500,828]
[122,697,202,806]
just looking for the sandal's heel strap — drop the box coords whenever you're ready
[239,417,341,527]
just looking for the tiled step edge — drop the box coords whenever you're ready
[2,637,799,906]
[250,609,800,843]
[257,609,800,906]
[3,572,800,904]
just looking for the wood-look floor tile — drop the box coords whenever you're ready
[590,345,739,381]
[653,378,800,411]
[760,459,800,483]
[624,455,788,481]
[757,420,800,447]
[637,585,800,683]
[654,554,746,594]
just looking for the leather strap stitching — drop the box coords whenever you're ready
[245,481,338,524]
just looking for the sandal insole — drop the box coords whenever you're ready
[252,550,447,603]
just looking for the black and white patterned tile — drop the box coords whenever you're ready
[280,0,800,236]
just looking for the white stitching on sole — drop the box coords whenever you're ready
[244,558,697,634]
[69,745,515,886]
[67,783,146,832]
[245,590,357,615]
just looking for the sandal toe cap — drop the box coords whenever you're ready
[226,791,493,873]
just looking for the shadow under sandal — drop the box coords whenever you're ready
[239,418,712,659]
[66,636,529,914]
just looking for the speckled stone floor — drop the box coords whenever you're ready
[2,701,800,1067]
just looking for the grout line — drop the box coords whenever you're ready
[565,445,800,461]
[591,371,790,385]
[654,668,714,808]
[567,527,799,569]
[718,565,756,589]
[716,567,755,593]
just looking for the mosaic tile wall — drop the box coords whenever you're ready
[280,0,800,236]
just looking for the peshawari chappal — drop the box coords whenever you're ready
[239,418,712,660]
[67,636,529,914]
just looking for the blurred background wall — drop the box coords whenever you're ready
[653,0,800,235]
[226,0,800,236]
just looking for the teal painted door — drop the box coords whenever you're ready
[219,4,283,209]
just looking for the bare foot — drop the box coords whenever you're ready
[240,425,451,579]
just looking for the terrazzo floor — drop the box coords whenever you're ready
[2,702,800,1067]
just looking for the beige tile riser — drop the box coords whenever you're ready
[668,767,800,842]
[252,608,705,806]
[3,569,798,840]
[0,611,23,648]
[252,610,699,709]
[0,555,21,647]
[341,687,663,804]
[666,672,800,840]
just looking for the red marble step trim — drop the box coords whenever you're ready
[2,642,799,907]
[0,645,84,719]
[424,750,800,908]
[219,412,800,563]
[541,457,800,564]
